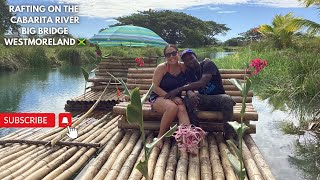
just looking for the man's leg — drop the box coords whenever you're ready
[183,96,199,126]
[197,94,236,136]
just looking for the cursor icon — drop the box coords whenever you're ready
[66,126,78,139]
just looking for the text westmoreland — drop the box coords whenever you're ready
[4,38,76,46]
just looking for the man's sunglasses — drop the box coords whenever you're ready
[165,51,178,58]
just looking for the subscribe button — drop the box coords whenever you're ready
[0,113,55,128]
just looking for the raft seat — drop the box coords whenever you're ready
[113,67,258,134]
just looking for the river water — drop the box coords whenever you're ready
[0,52,318,179]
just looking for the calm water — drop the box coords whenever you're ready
[0,52,318,179]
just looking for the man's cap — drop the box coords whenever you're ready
[180,49,197,60]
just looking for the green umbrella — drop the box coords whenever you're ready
[89,25,168,47]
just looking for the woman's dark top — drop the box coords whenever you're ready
[149,65,187,103]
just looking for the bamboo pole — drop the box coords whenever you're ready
[164,142,178,180]
[50,79,112,146]
[188,150,200,180]
[215,133,238,180]
[3,147,62,180]
[200,137,213,180]
[207,134,225,180]
[94,131,133,180]
[176,151,188,180]
[128,133,155,180]
[104,131,141,180]
[46,128,120,180]
[13,119,110,180]
[241,140,264,180]
[244,135,275,180]
[0,139,100,147]
[116,133,149,180]
[153,138,171,180]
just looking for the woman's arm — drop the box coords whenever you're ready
[152,63,167,97]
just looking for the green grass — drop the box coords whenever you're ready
[215,46,320,117]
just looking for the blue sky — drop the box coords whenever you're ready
[8,0,320,42]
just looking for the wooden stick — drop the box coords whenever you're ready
[50,78,112,146]
[175,151,188,180]
[104,131,141,179]
[94,131,133,180]
[0,139,101,147]
[200,137,213,180]
[116,134,152,180]
[48,128,120,180]
[80,130,126,180]
[215,133,238,180]
[244,135,275,180]
[141,136,162,180]
[164,142,178,180]
[208,134,224,180]
[188,150,200,180]
[241,140,264,180]
[153,138,171,180]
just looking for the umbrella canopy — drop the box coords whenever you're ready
[89,25,168,47]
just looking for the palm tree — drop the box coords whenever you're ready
[293,0,320,34]
[259,13,301,49]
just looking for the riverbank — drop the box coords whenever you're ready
[0,45,226,72]
[216,47,320,122]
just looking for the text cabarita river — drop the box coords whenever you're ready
[4,38,76,46]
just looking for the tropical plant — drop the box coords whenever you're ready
[80,67,89,99]
[259,13,302,49]
[227,58,267,180]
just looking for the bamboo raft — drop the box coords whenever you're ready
[114,68,258,134]
[65,57,158,112]
[0,111,275,180]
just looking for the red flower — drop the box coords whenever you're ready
[135,57,144,67]
[249,58,267,75]
[117,88,121,97]
[96,50,102,57]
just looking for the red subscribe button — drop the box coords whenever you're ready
[0,113,55,128]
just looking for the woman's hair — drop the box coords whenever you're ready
[163,44,178,55]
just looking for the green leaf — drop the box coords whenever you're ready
[145,124,177,156]
[227,122,250,137]
[119,79,131,96]
[136,160,148,179]
[225,149,242,174]
[80,67,89,81]
[226,140,241,159]
[126,88,143,129]
[229,78,243,94]
[141,84,154,104]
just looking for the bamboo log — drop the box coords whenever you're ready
[241,140,264,180]
[50,79,112,147]
[0,128,27,140]
[128,134,155,180]
[215,133,238,180]
[153,138,171,180]
[79,130,126,180]
[94,131,133,180]
[188,150,200,180]
[200,137,213,180]
[14,119,112,180]
[221,74,246,79]
[208,134,224,180]
[127,73,153,79]
[164,142,178,180]
[0,139,100,147]
[104,131,141,180]
[116,134,152,180]
[48,128,120,180]
[219,69,251,74]
[175,151,188,180]
[244,135,275,180]
[113,106,258,121]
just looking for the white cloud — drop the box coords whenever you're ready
[218,11,237,13]
[57,0,305,18]
[105,19,117,22]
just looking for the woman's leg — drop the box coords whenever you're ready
[152,97,178,138]
[177,104,190,125]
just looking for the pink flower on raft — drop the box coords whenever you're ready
[249,58,267,75]
[173,124,206,154]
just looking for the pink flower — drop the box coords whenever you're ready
[173,124,206,154]
[249,58,267,75]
